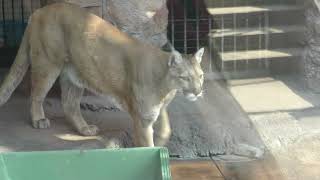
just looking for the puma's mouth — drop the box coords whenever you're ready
[185,93,199,101]
[183,89,203,101]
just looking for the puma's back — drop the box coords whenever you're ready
[29,3,172,97]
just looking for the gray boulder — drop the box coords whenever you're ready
[46,0,168,47]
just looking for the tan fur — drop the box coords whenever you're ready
[0,3,205,147]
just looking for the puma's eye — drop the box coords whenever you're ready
[179,76,189,81]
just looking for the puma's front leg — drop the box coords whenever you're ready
[130,109,160,147]
[134,119,155,147]
[154,108,171,146]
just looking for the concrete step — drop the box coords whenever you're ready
[212,10,304,30]
[215,55,301,79]
[216,57,301,79]
[211,31,304,52]
[207,5,304,16]
[228,76,313,112]
[219,48,302,62]
[204,0,298,8]
[206,3,304,78]
[210,25,304,38]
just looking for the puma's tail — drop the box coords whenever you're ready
[0,25,30,106]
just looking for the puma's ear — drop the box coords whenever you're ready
[168,50,183,67]
[161,42,174,52]
[194,47,205,64]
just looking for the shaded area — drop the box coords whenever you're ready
[166,80,265,158]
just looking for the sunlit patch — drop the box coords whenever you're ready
[146,11,156,18]
[55,134,123,149]
[0,146,13,152]
[55,134,102,141]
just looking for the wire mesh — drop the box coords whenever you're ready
[0,0,39,47]
[167,0,214,55]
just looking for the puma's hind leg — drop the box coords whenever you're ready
[30,63,61,129]
[60,75,99,136]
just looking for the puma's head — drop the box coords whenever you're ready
[168,48,205,101]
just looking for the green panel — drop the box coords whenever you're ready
[0,147,171,180]
[0,155,10,180]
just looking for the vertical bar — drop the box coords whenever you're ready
[233,0,237,73]
[245,0,249,71]
[31,0,34,12]
[220,3,225,71]
[20,0,24,45]
[196,0,199,50]
[264,11,270,70]
[12,0,15,45]
[102,0,107,20]
[209,17,212,72]
[221,16,224,71]
[233,14,236,72]
[170,0,175,48]
[1,0,6,45]
[21,0,25,38]
[11,0,14,22]
[183,0,187,53]
[258,13,262,68]
[20,0,24,22]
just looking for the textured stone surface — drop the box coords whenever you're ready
[104,0,168,47]
[166,81,265,158]
[304,0,320,93]
[46,0,168,47]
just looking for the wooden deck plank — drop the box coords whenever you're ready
[170,160,224,180]
[170,156,286,180]
[211,154,285,180]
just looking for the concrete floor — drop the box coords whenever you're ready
[228,75,320,179]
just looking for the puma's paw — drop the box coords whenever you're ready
[80,125,99,136]
[33,118,51,129]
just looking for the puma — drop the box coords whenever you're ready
[0,3,204,147]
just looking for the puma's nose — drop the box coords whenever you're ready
[194,89,202,97]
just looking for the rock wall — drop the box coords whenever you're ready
[46,0,168,47]
[304,0,320,92]
[104,0,168,47]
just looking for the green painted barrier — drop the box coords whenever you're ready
[0,147,171,180]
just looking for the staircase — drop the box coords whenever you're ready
[205,0,305,79]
